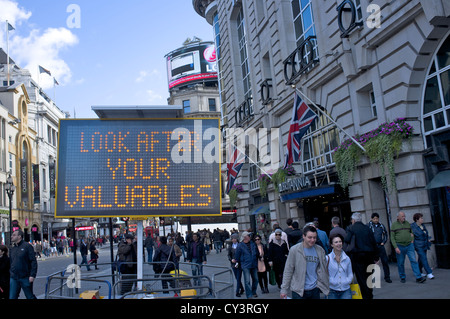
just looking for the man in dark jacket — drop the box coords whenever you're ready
[345,213,379,300]
[235,231,260,299]
[144,234,154,262]
[368,213,391,283]
[117,234,138,294]
[287,221,303,247]
[186,232,207,286]
[79,238,90,271]
[153,236,177,292]
[9,230,37,299]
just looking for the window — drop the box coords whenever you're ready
[302,112,339,174]
[208,98,216,112]
[291,0,317,45]
[183,100,191,113]
[369,90,377,118]
[237,8,253,107]
[422,35,450,147]
[43,168,47,190]
[357,85,378,122]
[213,12,227,124]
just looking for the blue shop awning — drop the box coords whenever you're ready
[280,185,336,202]
[425,170,450,189]
[248,205,270,215]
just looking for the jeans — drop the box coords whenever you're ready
[415,248,433,275]
[80,254,90,271]
[396,243,422,279]
[232,266,244,294]
[328,288,352,299]
[191,258,204,286]
[10,277,36,299]
[214,241,222,253]
[146,247,153,263]
[241,267,258,298]
[377,244,391,279]
[292,287,321,299]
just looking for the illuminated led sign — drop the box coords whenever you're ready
[55,118,221,218]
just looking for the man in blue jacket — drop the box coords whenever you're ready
[234,231,259,299]
[9,229,38,299]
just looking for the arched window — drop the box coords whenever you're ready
[422,34,450,148]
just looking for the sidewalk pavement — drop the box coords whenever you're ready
[202,247,450,299]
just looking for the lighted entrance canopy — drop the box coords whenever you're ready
[55,118,221,218]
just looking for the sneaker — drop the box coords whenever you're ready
[427,273,434,279]
[385,278,392,283]
[400,278,406,283]
[416,277,426,283]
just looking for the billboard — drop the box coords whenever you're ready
[166,42,218,90]
[55,118,221,218]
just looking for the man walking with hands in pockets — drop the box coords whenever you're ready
[280,225,329,299]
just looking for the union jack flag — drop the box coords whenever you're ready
[284,92,317,168]
[226,143,246,194]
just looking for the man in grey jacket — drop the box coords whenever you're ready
[280,225,329,299]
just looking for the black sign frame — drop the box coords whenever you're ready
[55,118,222,218]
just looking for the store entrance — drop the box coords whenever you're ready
[302,192,352,234]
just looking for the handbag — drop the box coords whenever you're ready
[269,267,277,286]
[350,276,362,299]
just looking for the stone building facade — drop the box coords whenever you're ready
[194,0,450,268]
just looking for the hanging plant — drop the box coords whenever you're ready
[333,118,413,193]
[333,139,364,190]
[271,165,296,193]
[228,184,244,210]
[258,174,272,198]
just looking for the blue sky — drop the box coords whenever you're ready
[0,0,214,118]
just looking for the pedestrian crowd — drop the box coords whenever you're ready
[227,211,435,299]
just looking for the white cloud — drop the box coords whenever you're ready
[135,70,148,83]
[0,0,78,90]
[0,0,31,27]
[146,89,164,104]
[136,69,160,83]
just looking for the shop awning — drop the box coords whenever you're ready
[280,185,335,202]
[425,170,450,189]
[249,205,270,215]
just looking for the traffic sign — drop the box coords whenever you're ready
[55,118,221,218]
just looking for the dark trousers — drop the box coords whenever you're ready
[257,271,268,290]
[292,287,321,299]
[10,277,36,299]
[377,245,390,279]
[351,252,375,299]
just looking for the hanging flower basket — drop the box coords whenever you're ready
[271,164,297,193]
[258,174,272,198]
[228,184,244,210]
[333,118,413,193]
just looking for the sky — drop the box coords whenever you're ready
[0,0,215,118]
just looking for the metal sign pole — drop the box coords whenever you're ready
[137,220,143,291]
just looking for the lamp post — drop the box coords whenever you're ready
[5,174,16,246]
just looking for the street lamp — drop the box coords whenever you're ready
[5,174,15,245]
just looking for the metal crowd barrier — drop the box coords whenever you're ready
[44,260,233,299]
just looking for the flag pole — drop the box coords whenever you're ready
[293,86,366,152]
[227,138,273,180]
[6,20,10,86]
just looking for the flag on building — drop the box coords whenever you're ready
[226,144,246,194]
[284,92,317,168]
[54,78,59,86]
[7,22,15,31]
[39,65,51,76]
